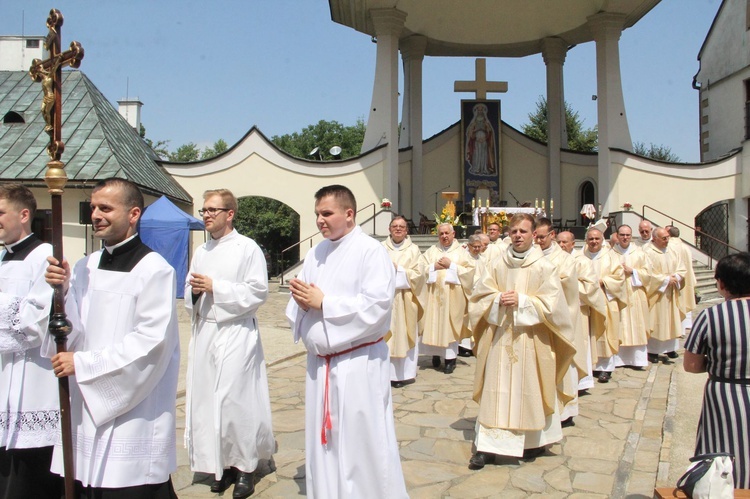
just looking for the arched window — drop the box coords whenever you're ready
[3,112,24,124]
[579,180,595,224]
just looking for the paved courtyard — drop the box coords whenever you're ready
[171,283,709,498]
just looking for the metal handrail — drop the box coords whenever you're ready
[641,204,742,268]
[279,202,379,284]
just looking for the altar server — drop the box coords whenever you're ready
[45,178,180,497]
[286,185,407,499]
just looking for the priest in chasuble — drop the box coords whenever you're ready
[645,228,687,362]
[419,223,475,374]
[557,231,609,391]
[382,216,425,388]
[468,214,575,469]
[582,228,627,384]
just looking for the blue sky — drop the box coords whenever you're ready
[1,0,721,163]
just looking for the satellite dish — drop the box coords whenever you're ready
[308,147,320,156]
[329,146,342,157]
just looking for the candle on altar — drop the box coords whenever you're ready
[535,198,539,209]
[598,203,602,215]
[541,199,545,211]
[550,198,554,211]
[486,198,490,208]
[471,197,476,209]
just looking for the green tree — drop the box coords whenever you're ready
[633,141,680,162]
[201,139,229,159]
[233,196,300,274]
[169,142,201,162]
[271,118,366,160]
[522,96,598,153]
[139,123,170,159]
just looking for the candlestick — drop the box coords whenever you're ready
[471,197,476,210]
[535,198,539,209]
[486,198,490,208]
[550,198,554,211]
[542,199,546,212]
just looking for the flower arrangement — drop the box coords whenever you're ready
[487,211,509,227]
[622,202,633,211]
[433,206,460,226]
[381,198,392,209]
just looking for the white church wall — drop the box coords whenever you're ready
[502,126,548,208]
[697,0,750,85]
[421,126,461,217]
[610,150,745,249]
[165,129,389,262]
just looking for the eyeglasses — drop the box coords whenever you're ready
[198,207,230,216]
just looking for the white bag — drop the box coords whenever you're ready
[676,452,734,499]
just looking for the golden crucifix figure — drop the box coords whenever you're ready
[28,9,84,499]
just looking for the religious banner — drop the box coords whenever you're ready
[461,99,501,210]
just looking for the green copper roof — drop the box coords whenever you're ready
[0,70,191,203]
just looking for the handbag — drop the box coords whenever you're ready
[676,452,734,499]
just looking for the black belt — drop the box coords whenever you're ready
[709,374,750,385]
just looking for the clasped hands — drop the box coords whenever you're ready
[499,290,518,307]
[434,257,452,270]
[289,278,324,312]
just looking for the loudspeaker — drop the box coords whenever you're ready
[79,201,92,225]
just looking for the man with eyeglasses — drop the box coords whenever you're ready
[185,189,274,499]
[610,225,651,369]
[634,220,653,248]
[644,228,687,363]
[382,216,425,388]
[535,218,585,427]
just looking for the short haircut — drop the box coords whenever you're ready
[509,213,536,230]
[315,184,357,212]
[0,183,36,218]
[487,223,501,230]
[203,188,238,213]
[92,178,144,210]
[536,217,553,231]
[557,230,574,242]
[715,252,750,296]
[437,222,454,232]
[390,215,408,227]
[468,234,482,244]
[618,224,632,235]
[586,228,603,239]
[667,226,680,237]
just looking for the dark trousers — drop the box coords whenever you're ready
[0,446,62,499]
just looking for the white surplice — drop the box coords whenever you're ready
[184,229,274,478]
[0,236,58,450]
[285,226,407,499]
[43,237,180,488]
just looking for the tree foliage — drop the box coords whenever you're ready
[522,96,598,153]
[633,141,680,162]
[201,139,229,159]
[169,142,201,162]
[271,119,366,160]
[233,196,300,274]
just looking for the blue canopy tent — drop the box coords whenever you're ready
[140,196,204,298]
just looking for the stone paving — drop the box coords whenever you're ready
[170,283,713,498]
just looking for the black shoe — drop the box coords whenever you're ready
[648,353,659,364]
[210,468,237,493]
[458,346,473,357]
[233,471,255,499]
[390,380,405,388]
[597,371,611,383]
[666,351,678,359]
[592,370,601,378]
[444,358,456,374]
[522,446,546,461]
[577,389,589,397]
[432,356,441,368]
[469,451,494,470]
[561,417,575,428]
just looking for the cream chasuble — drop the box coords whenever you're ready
[420,240,476,346]
[582,248,627,359]
[469,246,575,433]
[611,244,651,347]
[668,238,697,314]
[644,244,686,342]
[382,236,425,358]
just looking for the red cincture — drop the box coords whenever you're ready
[317,338,383,445]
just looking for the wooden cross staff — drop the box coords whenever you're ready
[28,9,84,499]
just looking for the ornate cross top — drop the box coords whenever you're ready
[454,58,508,100]
[29,9,84,182]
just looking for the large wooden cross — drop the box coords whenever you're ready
[454,58,508,99]
[28,9,83,499]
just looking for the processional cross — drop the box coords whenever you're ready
[28,9,84,499]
